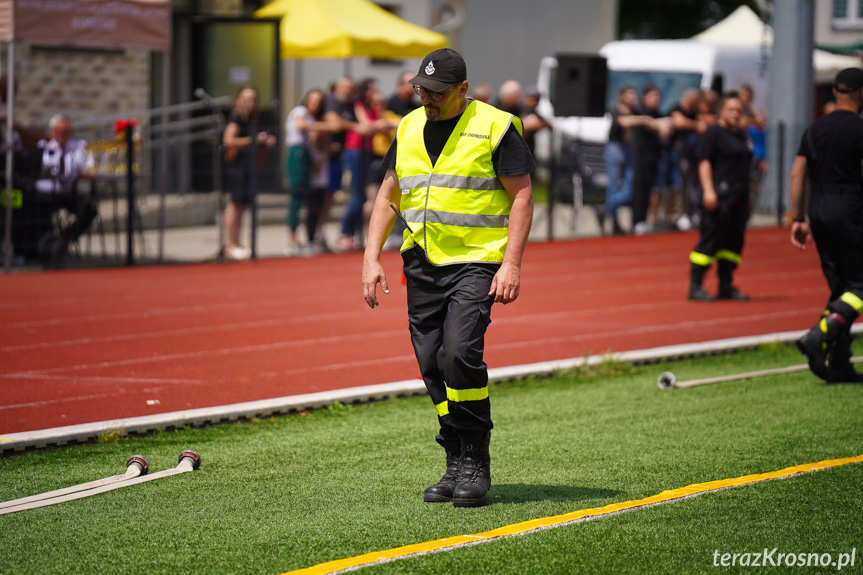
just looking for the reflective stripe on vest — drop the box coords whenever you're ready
[395,100,522,265]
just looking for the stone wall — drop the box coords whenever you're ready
[6,0,244,137]
[10,46,150,134]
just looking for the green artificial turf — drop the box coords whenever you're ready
[1,343,861,575]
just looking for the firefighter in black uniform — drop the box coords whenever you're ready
[688,94,752,301]
[791,68,863,383]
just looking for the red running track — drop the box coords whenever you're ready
[0,227,827,434]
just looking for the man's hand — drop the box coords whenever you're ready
[791,221,812,251]
[488,262,520,304]
[362,259,389,309]
[703,188,718,212]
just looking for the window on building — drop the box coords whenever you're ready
[834,0,848,18]
[833,0,863,28]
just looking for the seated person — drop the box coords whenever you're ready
[34,114,96,264]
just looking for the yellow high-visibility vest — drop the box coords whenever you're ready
[395,100,523,265]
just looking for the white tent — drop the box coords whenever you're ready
[692,5,860,83]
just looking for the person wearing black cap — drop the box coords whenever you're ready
[361,48,535,507]
[791,67,863,383]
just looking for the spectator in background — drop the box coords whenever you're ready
[747,109,768,203]
[284,88,329,256]
[738,84,756,128]
[34,113,96,266]
[653,128,684,230]
[339,77,378,251]
[631,84,673,235]
[602,85,642,235]
[521,84,552,160]
[470,82,492,104]
[698,89,721,127]
[670,87,707,231]
[494,80,524,117]
[387,71,419,117]
[222,86,276,261]
[321,77,358,251]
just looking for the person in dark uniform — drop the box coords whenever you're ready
[791,67,863,383]
[362,48,535,507]
[631,84,673,235]
[688,95,752,301]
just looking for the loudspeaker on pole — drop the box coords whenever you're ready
[552,54,608,118]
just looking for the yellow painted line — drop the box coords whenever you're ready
[0,437,15,443]
[280,454,863,575]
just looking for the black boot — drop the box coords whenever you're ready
[827,332,863,383]
[717,260,749,300]
[424,435,461,503]
[453,432,491,508]
[797,312,847,381]
[688,263,714,301]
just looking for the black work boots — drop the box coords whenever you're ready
[425,432,491,507]
[797,312,847,381]
[423,436,460,503]
[825,332,863,383]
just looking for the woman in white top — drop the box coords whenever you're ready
[285,89,329,255]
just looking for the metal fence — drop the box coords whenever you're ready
[2,96,287,271]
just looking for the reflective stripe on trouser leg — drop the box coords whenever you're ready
[715,249,741,265]
[689,251,714,267]
[829,292,863,328]
[840,292,863,315]
[437,272,494,434]
[404,248,495,435]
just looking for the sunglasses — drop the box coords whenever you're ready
[413,83,459,102]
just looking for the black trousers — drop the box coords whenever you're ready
[631,155,659,226]
[690,188,749,289]
[809,186,863,322]
[403,247,496,440]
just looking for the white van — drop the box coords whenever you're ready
[537,39,769,144]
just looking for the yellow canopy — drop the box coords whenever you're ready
[255,0,448,59]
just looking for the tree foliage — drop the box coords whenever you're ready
[618,0,762,40]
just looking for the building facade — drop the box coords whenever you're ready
[5,0,617,137]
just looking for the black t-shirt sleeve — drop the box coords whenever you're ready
[493,124,536,176]
[382,138,397,171]
[377,124,535,177]
[796,128,811,159]
[695,126,717,162]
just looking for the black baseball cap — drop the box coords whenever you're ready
[834,68,863,93]
[409,48,467,92]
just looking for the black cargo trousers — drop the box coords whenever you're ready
[809,184,863,320]
[402,246,496,442]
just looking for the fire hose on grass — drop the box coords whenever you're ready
[657,358,862,390]
[0,450,200,515]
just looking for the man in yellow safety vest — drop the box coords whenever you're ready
[362,48,535,507]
